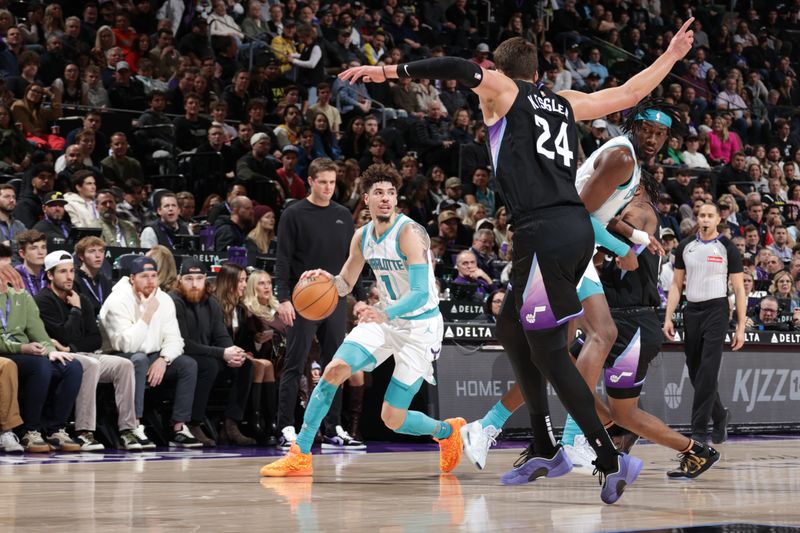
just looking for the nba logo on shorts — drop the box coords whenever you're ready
[525,305,547,324]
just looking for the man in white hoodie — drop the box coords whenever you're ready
[100,256,201,448]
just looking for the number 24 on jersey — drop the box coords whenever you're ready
[534,116,574,167]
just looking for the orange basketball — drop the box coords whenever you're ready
[292,276,338,321]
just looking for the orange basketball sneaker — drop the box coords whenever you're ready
[259,444,314,477]
[435,418,466,473]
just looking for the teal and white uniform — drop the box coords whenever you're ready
[575,135,641,301]
[340,214,443,385]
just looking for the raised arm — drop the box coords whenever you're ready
[561,18,695,121]
[338,59,518,126]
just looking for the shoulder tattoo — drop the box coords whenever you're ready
[408,222,431,251]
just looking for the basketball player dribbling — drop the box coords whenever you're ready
[340,19,696,503]
[260,164,466,478]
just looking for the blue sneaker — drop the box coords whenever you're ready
[598,453,643,504]
[500,445,573,485]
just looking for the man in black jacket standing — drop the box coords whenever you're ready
[214,196,253,252]
[171,258,255,447]
[274,158,364,450]
[35,251,142,451]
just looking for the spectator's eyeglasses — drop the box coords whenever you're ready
[491,298,504,304]
[762,307,778,314]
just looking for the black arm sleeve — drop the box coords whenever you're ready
[397,57,484,88]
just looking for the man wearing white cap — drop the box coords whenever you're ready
[34,251,142,451]
[581,118,608,157]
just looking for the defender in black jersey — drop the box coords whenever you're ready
[340,18,696,504]
[572,188,720,479]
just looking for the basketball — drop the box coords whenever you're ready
[292,275,338,321]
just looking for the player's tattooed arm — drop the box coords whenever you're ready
[398,222,431,265]
[333,230,367,296]
[409,222,431,251]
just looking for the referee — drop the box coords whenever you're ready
[275,158,364,450]
[663,203,746,445]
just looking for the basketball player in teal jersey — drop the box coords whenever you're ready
[457,100,681,473]
[260,164,467,478]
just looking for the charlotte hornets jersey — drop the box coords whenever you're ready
[575,135,640,226]
[487,80,582,220]
[360,214,439,319]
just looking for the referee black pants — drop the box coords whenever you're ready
[683,298,728,438]
[277,298,346,433]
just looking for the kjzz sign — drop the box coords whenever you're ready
[434,345,800,429]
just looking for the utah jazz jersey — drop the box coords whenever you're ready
[360,214,439,319]
[575,135,640,225]
[487,80,581,220]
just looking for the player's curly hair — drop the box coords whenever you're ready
[621,97,685,138]
[360,163,401,194]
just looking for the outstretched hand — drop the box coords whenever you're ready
[666,17,695,60]
[339,65,388,85]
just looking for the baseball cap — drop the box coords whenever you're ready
[178,257,207,276]
[476,218,494,230]
[44,251,73,272]
[658,193,673,203]
[476,43,490,53]
[592,119,607,129]
[660,228,676,239]
[130,256,158,275]
[445,177,462,189]
[586,72,601,80]
[44,191,67,206]
[568,44,580,52]
[282,144,300,154]
[250,132,269,145]
[115,61,131,72]
[438,210,460,224]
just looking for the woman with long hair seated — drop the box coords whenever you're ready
[242,269,283,445]
[246,205,277,255]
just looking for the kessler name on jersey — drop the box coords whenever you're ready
[527,94,569,118]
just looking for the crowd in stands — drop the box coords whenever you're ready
[0,0,799,453]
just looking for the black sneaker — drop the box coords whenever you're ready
[667,445,720,479]
[322,425,366,450]
[169,424,203,448]
[711,409,730,444]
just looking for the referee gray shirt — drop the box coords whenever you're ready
[674,235,743,302]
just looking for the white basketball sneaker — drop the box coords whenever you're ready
[563,435,597,476]
[460,421,501,470]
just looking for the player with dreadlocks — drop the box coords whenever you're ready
[460,98,721,480]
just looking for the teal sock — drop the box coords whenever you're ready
[560,414,582,446]
[479,401,512,430]
[395,410,452,439]
[295,379,338,454]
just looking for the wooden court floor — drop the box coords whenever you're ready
[1,438,799,532]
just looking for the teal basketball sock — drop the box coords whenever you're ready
[560,414,582,446]
[479,401,512,430]
[295,379,338,454]
[395,410,452,439]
